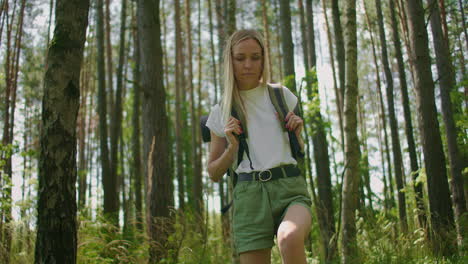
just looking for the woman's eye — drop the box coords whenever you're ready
[235,57,244,61]
[252,56,261,60]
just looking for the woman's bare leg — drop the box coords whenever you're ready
[276,204,311,264]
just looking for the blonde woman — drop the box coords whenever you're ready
[206,29,312,264]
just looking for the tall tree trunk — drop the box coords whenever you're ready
[427,0,467,245]
[357,92,373,212]
[403,0,456,256]
[362,2,395,209]
[138,0,174,261]
[207,0,218,102]
[131,7,143,232]
[456,0,468,51]
[97,0,117,225]
[261,0,273,81]
[340,0,360,262]
[279,0,296,93]
[34,0,89,262]
[195,0,204,218]
[273,0,283,79]
[299,0,336,261]
[78,51,89,210]
[374,0,407,233]
[174,0,185,209]
[1,1,25,261]
[109,0,127,226]
[321,0,344,149]
[185,0,201,215]
[388,0,426,229]
[105,0,114,111]
[225,0,236,36]
[331,0,345,116]
[305,0,316,71]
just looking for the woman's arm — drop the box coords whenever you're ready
[207,133,237,182]
[207,117,242,182]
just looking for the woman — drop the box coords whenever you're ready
[206,29,312,264]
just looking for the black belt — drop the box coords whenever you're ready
[237,164,300,182]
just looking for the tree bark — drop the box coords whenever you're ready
[261,0,273,81]
[374,0,407,233]
[109,0,128,226]
[362,2,395,210]
[331,0,345,115]
[388,0,426,229]
[96,0,117,225]
[340,0,360,262]
[174,0,185,209]
[299,0,336,261]
[321,0,344,149]
[105,0,114,112]
[131,6,143,232]
[279,0,296,93]
[34,0,89,263]
[138,0,174,261]
[403,0,456,256]
[427,0,467,245]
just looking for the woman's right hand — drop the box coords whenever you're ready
[224,117,242,149]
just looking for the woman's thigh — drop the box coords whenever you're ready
[240,248,271,264]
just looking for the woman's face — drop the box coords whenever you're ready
[232,38,263,90]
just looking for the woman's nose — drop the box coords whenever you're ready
[244,59,252,68]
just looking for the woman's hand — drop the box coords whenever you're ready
[224,116,242,150]
[284,111,303,139]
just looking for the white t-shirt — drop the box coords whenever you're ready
[206,83,298,174]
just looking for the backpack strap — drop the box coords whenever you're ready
[231,106,254,170]
[267,85,305,160]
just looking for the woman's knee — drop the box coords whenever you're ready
[277,225,304,253]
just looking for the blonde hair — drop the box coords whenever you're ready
[220,29,271,124]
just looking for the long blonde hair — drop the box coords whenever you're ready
[220,29,271,124]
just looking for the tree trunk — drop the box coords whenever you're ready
[96,0,117,225]
[279,0,296,93]
[34,0,89,263]
[362,2,395,210]
[185,0,202,216]
[340,0,360,262]
[105,0,114,112]
[321,0,344,149]
[174,0,185,210]
[299,0,336,261]
[78,49,89,210]
[374,0,407,233]
[109,0,128,226]
[261,0,273,81]
[207,0,219,102]
[131,7,143,232]
[357,92,373,212]
[305,0,316,71]
[331,0,345,115]
[1,1,26,261]
[388,0,426,229]
[138,0,174,261]
[427,0,467,245]
[403,0,456,256]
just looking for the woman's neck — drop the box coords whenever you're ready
[238,80,261,91]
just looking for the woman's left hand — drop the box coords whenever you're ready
[284,111,303,139]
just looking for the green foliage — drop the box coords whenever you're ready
[355,211,463,264]
[77,213,148,264]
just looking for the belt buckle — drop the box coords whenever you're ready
[258,169,272,182]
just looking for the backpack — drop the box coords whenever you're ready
[200,84,304,213]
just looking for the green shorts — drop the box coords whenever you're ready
[232,173,312,254]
